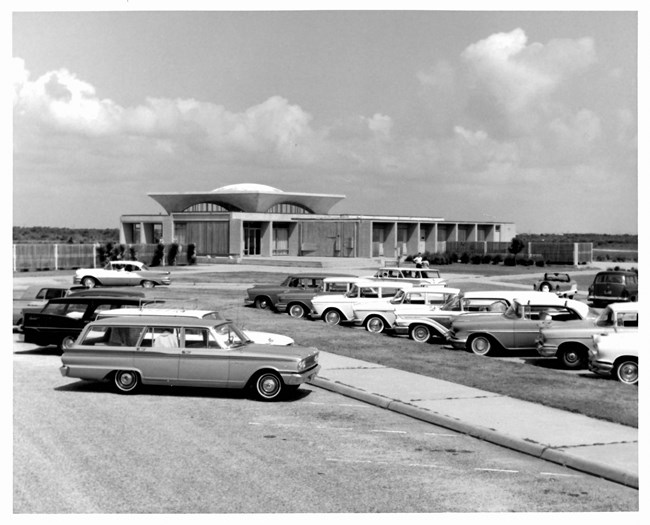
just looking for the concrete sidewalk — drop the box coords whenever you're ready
[310,351,638,489]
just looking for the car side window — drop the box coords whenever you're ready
[140,327,180,348]
[360,287,379,298]
[617,312,638,327]
[184,328,220,349]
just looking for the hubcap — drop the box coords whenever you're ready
[290,306,304,318]
[619,363,638,383]
[367,318,383,332]
[118,372,135,389]
[565,351,578,364]
[260,376,279,395]
[413,327,429,341]
[473,338,489,354]
[325,312,340,324]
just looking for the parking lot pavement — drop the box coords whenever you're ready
[311,351,638,489]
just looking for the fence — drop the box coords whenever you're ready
[442,241,592,265]
[13,243,171,272]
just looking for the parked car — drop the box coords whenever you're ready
[587,269,638,306]
[21,295,159,350]
[447,296,599,356]
[14,286,146,331]
[352,286,460,333]
[392,290,555,343]
[533,272,577,298]
[13,284,75,327]
[96,307,295,346]
[364,267,447,286]
[245,274,353,311]
[589,331,639,385]
[536,302,639,369]
[59,316,321,400]
[311,280,411,325]
[275,277,366,319]
[73,260,171,289]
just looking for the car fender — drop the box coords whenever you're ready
[404,317,450,338]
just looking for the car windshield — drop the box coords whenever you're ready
[421,270,441,279]
[390,290,406,304]
[595,308,615,327]
[213,322,250,348]
[503,304,521,319]
[440,295,461,311]
[345,286,360,298]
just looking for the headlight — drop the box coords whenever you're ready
[297,359,307,371]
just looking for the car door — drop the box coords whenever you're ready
[177,327,230,387]
[134,326,182,383]
[26,300,91,345]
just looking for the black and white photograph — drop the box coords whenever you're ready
[9,0,644,520]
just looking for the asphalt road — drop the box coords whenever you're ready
[14,340,637,514]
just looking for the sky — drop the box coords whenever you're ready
[10,3,642,234]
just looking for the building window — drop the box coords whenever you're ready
[132,223,141,243]
[182,203,234,213]
[153,224,163,243]
[266,203,311,214]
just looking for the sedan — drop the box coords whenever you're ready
[447,297,599,356]
[73,261,171,288]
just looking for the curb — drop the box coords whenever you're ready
[310,376,638,489]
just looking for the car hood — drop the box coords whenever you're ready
[244,330,295,346]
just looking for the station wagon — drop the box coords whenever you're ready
[59,316,320,400]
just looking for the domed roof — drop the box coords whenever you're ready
[212,183,283,193]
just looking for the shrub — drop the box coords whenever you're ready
[470,254,482,264]
[491,254,503,265]
[151,243,165,267]
[167,243,180,266]
[187,243,197,265]
[481,254,492,264]
[504,255,516,266]
[460,252,470,264]
[450,252,459,264]
[535,259,546,267]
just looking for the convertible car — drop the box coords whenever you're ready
[73,261,171,288]
[532,272,577,298]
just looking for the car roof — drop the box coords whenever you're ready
[379,267,440,272]
[403,286,459,293]
[460,290,549,299]
[323,276,368,283]
[48,296,151,304]
[68,289,146,298]
[97,308,217,318]
[355,279,415,288]
[606,302,640,312]
[89,316,229,328]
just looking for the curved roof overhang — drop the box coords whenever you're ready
[148,189,345,214]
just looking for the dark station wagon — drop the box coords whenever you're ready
[588,270,638,306]
[21,294,157,350]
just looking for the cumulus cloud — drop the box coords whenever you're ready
[460,28,596,128]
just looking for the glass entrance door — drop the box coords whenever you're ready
[244,224,261,256]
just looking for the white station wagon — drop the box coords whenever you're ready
[352,286,461,333]
[60,316,320,400]
[311,280,411,325]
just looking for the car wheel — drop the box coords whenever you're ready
[365,316,386,333]
[288,304,307,319]
[141,280,155,289]
[254,296,271,310]
[559,346,587,369]
[469,335,493,356]
[539,282,551,292]
[82,277,98,288]
[113,370,140,394]
[324,309,342,325]
[253,371,283,401]
[410,324,432,343]
[60,336,76,350]
[615,360,638,385]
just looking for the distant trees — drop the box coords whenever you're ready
[13,226,119,244]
